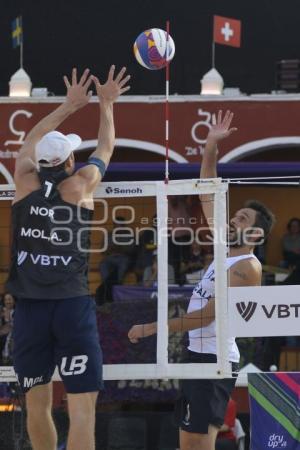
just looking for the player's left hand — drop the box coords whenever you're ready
[128,323,155,343]
[128,325,144,343]
[207,110,237,143]
[92,65,131,104]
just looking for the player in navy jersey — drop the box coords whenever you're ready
[7,66,130,450]
[128,111,275,450]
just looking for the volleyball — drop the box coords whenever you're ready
[133,28,175,70]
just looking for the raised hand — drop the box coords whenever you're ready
[63,68,93,110]
[207,110,237,143]
[92,65,131,104]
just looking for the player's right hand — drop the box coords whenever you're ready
[63,68,93,110]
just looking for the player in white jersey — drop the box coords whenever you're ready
[128,110,275,450]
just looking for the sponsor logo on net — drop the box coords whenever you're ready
[105,186,143,195]
[236,301,300,322]
[267,434,287,448]
[236,301,257,322]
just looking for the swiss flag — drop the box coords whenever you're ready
[213,15,241,48]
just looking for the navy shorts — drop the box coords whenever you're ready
[174,351,239,434]
[13,296,103,394]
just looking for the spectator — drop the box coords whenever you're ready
[216,398,238,450]
[143,250,175,287]
[184,250,214,285]
[0,293,15,364]
[168,196,192,283]
[282,260,300,285]
[281,218,300,267]
[179,241,204,283]
[135,214,157,281]
[99,216,136,285]
[281,260,300,347]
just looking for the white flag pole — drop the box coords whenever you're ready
[20,16,23,68]
[20,42,23,68]
[212,17,216,68]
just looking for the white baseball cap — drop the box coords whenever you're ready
[36,131,82,167]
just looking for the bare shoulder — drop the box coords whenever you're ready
[59,174,94,209]
[229,256,262,287]
[75,165,101,191]
[59,173,86,196]
[13,171,40,203]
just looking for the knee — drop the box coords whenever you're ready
[67,392,97,426]
[27,404,52,428]
[186,444,206,450]
[181,434,212,450]
[27,401,51,414]
[69,407,95,428]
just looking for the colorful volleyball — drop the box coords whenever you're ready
[133,28,175,70]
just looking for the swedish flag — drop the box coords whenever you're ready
[12,16,23,48]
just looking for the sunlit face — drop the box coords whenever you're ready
[3,293,15,309]
[229,208,260,248]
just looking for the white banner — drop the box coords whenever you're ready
[228,285,300,337]
[95,181,157,198]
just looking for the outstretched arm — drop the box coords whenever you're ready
[76,65,130,191]
[14,68,92,178]
[128,258,261,343]
[200,110,237,228]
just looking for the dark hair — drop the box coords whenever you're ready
[287,217,300,231]
[244,200,276,243]
[38,160,67,171]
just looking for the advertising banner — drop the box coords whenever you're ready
[249,373,300,450]
[1,98,300,181]
[229,285,300,337]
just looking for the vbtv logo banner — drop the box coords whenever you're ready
[229,285,300,337]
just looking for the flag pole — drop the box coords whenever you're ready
[20,41,23,68]
[20,15,23,68]
[212,16,215,68]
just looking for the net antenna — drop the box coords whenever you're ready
[165,20,170,184]
[0,178,231,381]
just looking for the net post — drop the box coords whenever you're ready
[156,182,169,374]
[214,181,231,376]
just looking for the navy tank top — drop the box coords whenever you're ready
[6,169,93,299]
